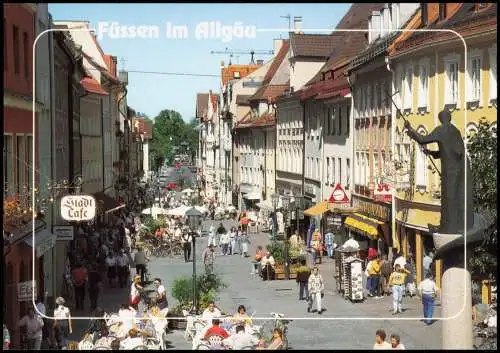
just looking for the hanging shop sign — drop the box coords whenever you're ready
[328,183,350,203]
[373,182,392,202]
[18,280,37,302]
[60,195,96,221]
[353,197,391,221]
[53,226,74,241]
[326,214,343,230]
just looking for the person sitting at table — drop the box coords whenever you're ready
[260,251,275,281]
[257,328,284,350]
[201,301,222,322]
[121,328,144,349]
[222,325,259,350]
[203,319,230,341]
[231,305,252,326]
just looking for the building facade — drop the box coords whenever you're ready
[388,2,497,286]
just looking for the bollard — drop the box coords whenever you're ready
[442,267,473,349]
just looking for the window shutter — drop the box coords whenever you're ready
[415,143,426,189]
[445,63,453,105]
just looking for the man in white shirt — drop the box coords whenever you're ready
[18,307,44,350]
[154,278,169,313]
[201,301,222,322]
[418,273,439,325]
[222,325,258,350]
[393,253,407,269]
[260,251,276,280]
[181,232,193,262]
[117,249,130,288]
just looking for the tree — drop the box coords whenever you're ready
[149,110,199,171]
[467,119,497,281]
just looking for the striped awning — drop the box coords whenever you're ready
[344,213,385,240]
[304,200,329,216]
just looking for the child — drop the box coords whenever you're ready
[388,264,411,314]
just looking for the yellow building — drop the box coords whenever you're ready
[388,3,497,287]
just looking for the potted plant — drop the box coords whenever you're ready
[169,277,192,330]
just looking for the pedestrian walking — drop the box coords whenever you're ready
[366,255,382,298]
[181,231,193,262]
[380,255,392,297]
[418,273,439,325]
[220,231,231,255]
[88,263,102,311]
[307,266,324,314]
[53,297,72,349]
[235,227,243,255]
[208,223,216,247]
[296,259,310,301]
[373,329,391,349]
[241,231,250,257]
[202,244,216,275]
[105,252,117,287]
[229,227,236,255]
[117,249,130,288]
[3,323,10,350]
[324,232,334,257]
[389,264,411,315]
[18,307,44,350]
[71,262,88,310]
[134,247,148,284]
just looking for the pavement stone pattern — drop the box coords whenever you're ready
[71,218,443,350]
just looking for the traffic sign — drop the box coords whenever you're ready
[328,183,350,204]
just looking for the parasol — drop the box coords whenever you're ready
[239,217,250,225]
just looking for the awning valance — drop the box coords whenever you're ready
[344,213,385,240]
[243,192,261,200]
[304,200,329,216]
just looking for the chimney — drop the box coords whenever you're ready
[294,16,303,34]
[273,39,284,56]
[256,59,264,65]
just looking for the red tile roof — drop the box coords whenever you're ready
[103,54,118,78]
[210,94,218,113]
[250,112,276,127]
[250,84,289,103]
[196,93,209,119]
[80,77,109,95]
[389,3,497,57]
[290,32,344,58]
[133,118,153,139]
[263,40,290,85]
[234,111,253,129]
[221,64,262,87]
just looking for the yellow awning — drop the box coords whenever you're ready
[344,213,384,240]
[304,200,329,216]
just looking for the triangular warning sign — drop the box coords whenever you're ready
[328,183,349,203]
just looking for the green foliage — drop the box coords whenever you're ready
[142,216,157,232]
[467,119,497,281]
[150,110,199,171]
[170,273,227,311]
[266,241,285,264]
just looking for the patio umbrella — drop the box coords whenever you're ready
[239,217,250,225]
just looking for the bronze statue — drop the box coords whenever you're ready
[404,110,474,235]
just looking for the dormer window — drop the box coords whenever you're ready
[233,71,240,79]
[439,4,447,21]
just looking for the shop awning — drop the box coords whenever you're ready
[344,213,385,240]
[243,192,261,200]
[304,200,329,216]
[93,192,125,214]
[24,228,56,258]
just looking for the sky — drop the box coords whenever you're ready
[49,3,352,121]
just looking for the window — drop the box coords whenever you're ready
[346,105,350,135]
[444,54,460,106]
[4,135,13,194]
[338,106,342,135]
[338,158,342,185]
[346,158,350,188]
[23,32,29,78]
[326,157,330,185]
[439,4,447,21]
[374,83,379,116]
[316,158,320,180]
[418,59,429,108]
[332,156,336,184]
[355,153,360,185]
[331,107,336,135]
[4,20,7,71]
[233,71,240,79]
[374,152,379,180]
[367,84,372,117]
[415,141,428,191]
[13,25,20,75]
[403,65,413,110]
[373,118,378,148]
[26,136,33,190]
[467,52,482,103]
[326,107,331,135]
[489,45,497,102]
[395,65,403,107]
[17,135,25,194]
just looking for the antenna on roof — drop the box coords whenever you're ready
[280,14,291,32]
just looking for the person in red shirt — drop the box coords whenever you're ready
[203,319,229,340]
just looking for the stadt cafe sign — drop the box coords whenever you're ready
[60,195,96,222]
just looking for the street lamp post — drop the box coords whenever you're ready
[186,206,203,314]
[294,194,303,234]
[281,195,291,280]
[271,193,279,241]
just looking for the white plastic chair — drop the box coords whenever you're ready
[207,335,224,347]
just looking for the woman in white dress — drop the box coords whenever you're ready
[53,297,72,349]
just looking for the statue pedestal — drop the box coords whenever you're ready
[441,267,473,349]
